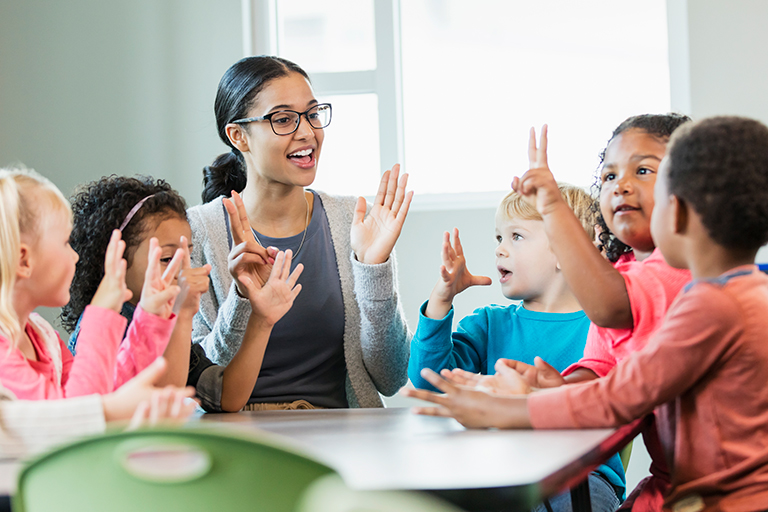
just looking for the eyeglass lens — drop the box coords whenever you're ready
[271,104,331,134]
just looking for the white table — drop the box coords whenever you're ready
[198,408,646,510]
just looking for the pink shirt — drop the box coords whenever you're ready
[530,267,768,512]
[564,249,692,377]
[0,305,174,400]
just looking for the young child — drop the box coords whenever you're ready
[408,185,626,512]
[0,167,179,400]
[409,184,597,386]
[63,176,302,412]
[407,116,768,512]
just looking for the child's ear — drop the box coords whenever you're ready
[671,195,689,235]
[16,243,33,280]
[225,124,250,154]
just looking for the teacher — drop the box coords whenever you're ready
[188,56,413,409]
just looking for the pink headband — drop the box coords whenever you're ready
[119,194,156,231]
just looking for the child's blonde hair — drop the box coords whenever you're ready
[0,166,70,343]
[498,183,597,240]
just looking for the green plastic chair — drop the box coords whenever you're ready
[14,425,336,512]
[296,474,464,512]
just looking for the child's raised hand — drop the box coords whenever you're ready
[242,249,303,326]
[175,236,211,318]
[224,191,275,296]
[91,230,133,312]
[511,125,565,217]
[138,238,183,319]
[425,229,491,319]
[495,357,566,389]
[350,164,414,265]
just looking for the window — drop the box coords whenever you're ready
[243,0,670,203]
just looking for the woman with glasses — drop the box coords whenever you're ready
[188,56,413,410]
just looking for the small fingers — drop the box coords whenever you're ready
[162,248,185,284]
[411,406,454,418]
[180,236,191,270]
[420,368,457,394]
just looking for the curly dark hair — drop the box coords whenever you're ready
[60,176,187,333]
[666,116,768,250]
[592,113,691,262]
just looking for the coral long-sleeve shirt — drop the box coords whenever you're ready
[529,267,768,512]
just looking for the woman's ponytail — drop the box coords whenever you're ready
[202,150,247,203]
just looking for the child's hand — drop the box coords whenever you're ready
[440,367,532,395]
[127,386,198,430]
[91,230,133,312]
[102,357,196,423]
[224,191,275,296]
[495,357,566,389]
[511,125,566,217]
[350,164,414,265]
[425,228,491,319]
[241,249,303,326]
[175,236,211,318]
[402,368,532,429]
[139,238,183,319]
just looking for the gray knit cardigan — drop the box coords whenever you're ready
[187,193,411,408]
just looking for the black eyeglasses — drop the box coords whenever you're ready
[232,103,332,135]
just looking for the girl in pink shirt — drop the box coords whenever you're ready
[0,167,181,400]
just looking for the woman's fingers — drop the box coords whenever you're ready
[287,263,304,288]
[420,368,457,394]
[389,166,406,212]
[383,164,399,210]
[373,170,390,207]
[223,197,243,245]
[232,191,255,243]
[395,190,414,225]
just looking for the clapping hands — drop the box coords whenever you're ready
[351,164,414,265]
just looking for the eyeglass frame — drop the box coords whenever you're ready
[230,103,333,136]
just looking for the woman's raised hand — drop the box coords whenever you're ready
[91,230,133,312]
[351,164,414,265]
[511,125,564,217]
[240,249,304,326]
[224,191,275,296]
[138,238,184,319]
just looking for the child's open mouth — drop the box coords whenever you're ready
[498,267,512,282]
[288,148,315,169]
[614,204,640,215]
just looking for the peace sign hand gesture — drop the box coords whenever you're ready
[174,236,211,318]
[243,249,304,326]
[224,191,276,297]
[511,125,565,218]
[139,238,184,319]
[351,164,414,265]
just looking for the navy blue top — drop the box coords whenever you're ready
[225,191,347,408]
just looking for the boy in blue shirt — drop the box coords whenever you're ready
[408,184,625,512]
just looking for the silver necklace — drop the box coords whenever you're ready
[252,191,310,257]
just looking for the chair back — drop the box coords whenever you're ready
[14,426,336,512]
